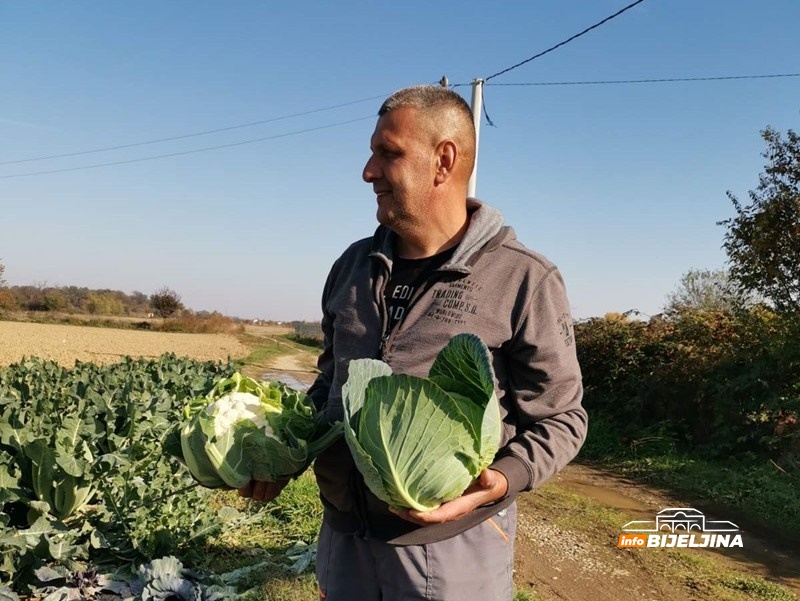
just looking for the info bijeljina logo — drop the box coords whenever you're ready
[618,507,743,549]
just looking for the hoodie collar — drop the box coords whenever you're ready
[370,198,507,273]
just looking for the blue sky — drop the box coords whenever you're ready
[1,1,798,321]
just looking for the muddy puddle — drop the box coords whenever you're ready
[261,371,313,390]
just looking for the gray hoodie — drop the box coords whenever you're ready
[308,199,587,545]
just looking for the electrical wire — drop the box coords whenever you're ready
[484,0,646,81]
[485,73,800,86]
[0,93,389,166]
[0,115,374,180]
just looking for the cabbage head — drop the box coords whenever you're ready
[342,333,501,512]
[171,373,341,488]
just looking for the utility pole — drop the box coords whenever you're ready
[467,78,484,198]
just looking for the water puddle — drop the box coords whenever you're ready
[260,372,312,391]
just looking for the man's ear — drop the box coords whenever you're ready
[434,140,457,185]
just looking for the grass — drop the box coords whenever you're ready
[666,552,797,601]
[612,455,799,540]
[715,573,799,601]
[207,473,322,565]
[201,472,323,600]
[514,588,547,601]
[238,332,320,378]
[522,484,797,601]
[239,335,296,366]
[580,417,800,542]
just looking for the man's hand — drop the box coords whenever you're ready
[237,479,289,503]
[390,468,508,526]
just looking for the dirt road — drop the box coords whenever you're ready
[517,464,799,600]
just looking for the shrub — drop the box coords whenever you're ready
[576,307,800,460]
[0,288,19,313]
[158,312,244,334]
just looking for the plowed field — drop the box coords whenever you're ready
[0,321,249,367]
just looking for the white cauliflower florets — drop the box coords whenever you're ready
[207,391,279,440]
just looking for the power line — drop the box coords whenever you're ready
[0,93,389,166]
[0,116,374,180]
[484,0,646,81]
[485,73,800,86]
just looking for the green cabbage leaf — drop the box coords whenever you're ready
[170,373,341,489]
[342,333,501,512]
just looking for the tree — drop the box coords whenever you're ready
[43,289,68,312]
[128,290,152,314]
[0,289,18,312]
[0,262,16,313]
[150,286,183,318]
[664,268,751,313]
[86,292,124,315]
[720,127,800,310]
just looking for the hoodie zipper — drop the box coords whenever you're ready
[379,269,446,358]
[373,253,392,360]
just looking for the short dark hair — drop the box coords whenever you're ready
[378,86,476,170]
[379,85,474,126]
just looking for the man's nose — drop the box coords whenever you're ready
[363,154,379,183]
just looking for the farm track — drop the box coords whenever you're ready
[519,464,800,600]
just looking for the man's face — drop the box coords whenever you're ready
[362,107,437,229]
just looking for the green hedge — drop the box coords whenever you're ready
[576,307,800,462]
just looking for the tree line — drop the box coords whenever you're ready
[0,281,185,319]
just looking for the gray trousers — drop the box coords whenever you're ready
[315,503,516,601]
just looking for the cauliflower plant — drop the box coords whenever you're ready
[171,373,341,489]
[206,391,280,440]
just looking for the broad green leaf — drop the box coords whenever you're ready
[428,333,495,402]
[342,334,501,511]
[359,376,477,511]
[0,451,20,497]
[180,416,225,488]
[24,439,56,510]
[341,359,393,426]
[47,537,71,561]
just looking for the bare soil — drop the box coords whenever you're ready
[0,321,249,367]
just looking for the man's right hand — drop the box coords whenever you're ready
[237,479,289,502]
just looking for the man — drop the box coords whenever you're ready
[240,85,587,600]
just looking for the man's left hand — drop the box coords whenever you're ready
[390,468,508,525]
